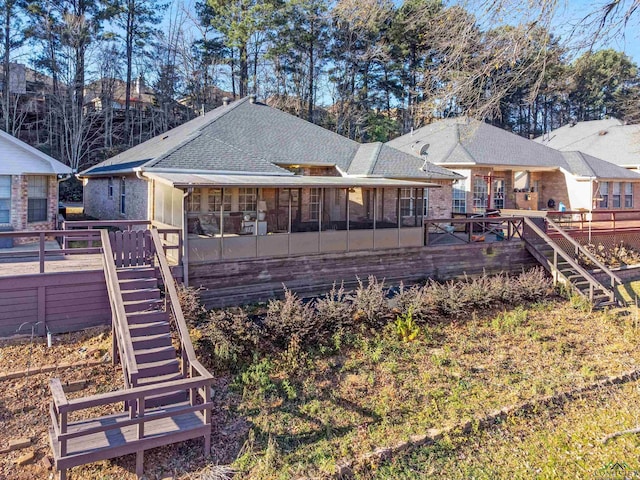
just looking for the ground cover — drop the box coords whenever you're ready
[4,270,640,479]
[365,380,640,479]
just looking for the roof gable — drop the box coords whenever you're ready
[0,130,72,175]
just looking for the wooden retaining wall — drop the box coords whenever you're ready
[0,271,111,337]
[190,241,538,308]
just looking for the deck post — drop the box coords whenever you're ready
[136,450,144,477]
[59,469,66,480]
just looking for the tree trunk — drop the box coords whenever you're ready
[124,2,135,145]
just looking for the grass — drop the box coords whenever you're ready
[365,381,640,479]
[221,300,640,479]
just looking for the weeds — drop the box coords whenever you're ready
[395,307,420,342]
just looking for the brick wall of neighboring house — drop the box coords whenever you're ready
[84,175,149,220]
[531,170,570,210]
[10,175,59,244]
[428,180,452,218]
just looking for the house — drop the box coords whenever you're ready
[0,129,73,241]
[80,96,461,268]
[535,118,640,170]
[386,117,640,213]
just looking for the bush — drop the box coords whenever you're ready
[264,289,320,349]
[315,282,354,332]
[351,276,390,327]
[512,267,552,302]
[176,284,207,326]
[395,307,420,342]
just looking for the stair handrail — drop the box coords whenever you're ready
[522,217,617,303]
[101,229,139,385]
[546,217,622,288]
[150,228,212,379]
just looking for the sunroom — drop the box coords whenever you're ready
[147,173,438,262]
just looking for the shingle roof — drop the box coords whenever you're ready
[82,98,456,181]
[386,117,640,181]
[534,119,640,168]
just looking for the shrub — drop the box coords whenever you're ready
[395,307,421,342]
[176,284,207,326]
[427,279,468,318]
[492,306,528,332]
[264,289,320,349]
[315,282,354,331]
[351,276,390,327]
[235,357,277,400]
[513,267,552,302]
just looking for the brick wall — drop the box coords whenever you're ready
[9,175,59,243]
[427,180,452,218]
[84,175,149,220]
[530,171,570,210]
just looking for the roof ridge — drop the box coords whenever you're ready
[367,142,384,175]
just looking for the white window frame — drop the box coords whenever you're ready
[120,177,126,215]
[107,177,114,199]
[612,182,621,208]
[625,183,633,208]
[599,182,608,208]
[0,175,10,224]
[473,177,488,211]
[309,188,321,221]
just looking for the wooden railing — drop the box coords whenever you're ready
[424,216,523,246]
[150,229,211,381]
[49,375,212,469]
[522,217,617,304]
[547,209,640,231]
[100,229,139,388]
[545,218,623,290]
[0,229,103,273]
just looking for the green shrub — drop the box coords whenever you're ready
[235,357,277,400]
[395,307,421,342]
[492,306,528,333]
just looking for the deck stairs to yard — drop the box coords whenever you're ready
[522,217,624,309]
[48,228,213,480]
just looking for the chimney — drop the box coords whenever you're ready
[249,94,257,104]
[135,75,144,96]
[222,96,230,106]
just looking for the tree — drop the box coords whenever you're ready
[0,0,26,135]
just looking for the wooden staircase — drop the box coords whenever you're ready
[522,217,624,308]
[48,228,213,480]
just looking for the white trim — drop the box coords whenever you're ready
[0,129,73,174]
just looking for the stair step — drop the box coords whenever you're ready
[121,288,161,302]
[134,345,177,363]
[127,311,169,325]
[117,267,157,280]
[136,372,183,386]
[119,277,158,290]
[131,332,173,349]
[129,320,171,337]
[124,298,163,313]
[137,358,181,377]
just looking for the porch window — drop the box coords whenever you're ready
[309,188,321,221]
[612,182,621,208]
[473,177,488,211]
[493,179,505,210]
[452,180,466,213]
[187,188,202,212]
[625,183,633,208]
[120,178,126,215]
[400,188,414,216]
[0,175,10,223]
[238,188,257,212]
[27,175,48,222]
[107,177,114,199]
[599,182,608,208]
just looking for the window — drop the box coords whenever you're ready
[625,183,633,208]
[452,179,466,213]
[0,176,10,223]
[473,177,488,211]
[309,188,320,221]
[187,188,202,212]
[27,175,48,222]
[422,188,429,217]
[120,178,126,215]
[107,177,114,199]
[400,188,414,217]
[238,187,257,212]
[492,179,505,210]
[599,182,608,208]
[612,182,621,208]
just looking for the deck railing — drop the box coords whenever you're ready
[547,209,640,231]
[424,216,524,246]
[100,229,139,388]
[150,229,211,381]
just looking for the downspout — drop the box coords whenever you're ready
[57,173,73,229]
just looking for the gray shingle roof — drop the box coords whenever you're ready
[535,119,640,169]
[82,97,458,181]
[386,117,640,181]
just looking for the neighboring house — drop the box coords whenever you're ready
[0,129,73,240]
[386,117,640,213]
[535,118,640,171]
[80,96,461,266]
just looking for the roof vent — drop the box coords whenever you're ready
[249,94,257,104]
[222,96,230,106]
[598,130,608,136]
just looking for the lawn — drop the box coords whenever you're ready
[4,270,640,479]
